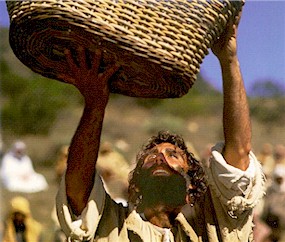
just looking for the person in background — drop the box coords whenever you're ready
[52,145,70,242]
[257,143,275,180]
[261,164,285,241]
[97,141,131,206]
[199,143,214,167]
[0,141,48,193]
[55,145,69,184]
[273,144,285,166]
[2,196,43,242]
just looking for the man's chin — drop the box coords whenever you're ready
[138,174,187,208]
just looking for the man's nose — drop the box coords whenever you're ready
[155,153,167,165]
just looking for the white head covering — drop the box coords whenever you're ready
[273,164,285,179]
[12,141,26,151]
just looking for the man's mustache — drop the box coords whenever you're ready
[146,163,181,175]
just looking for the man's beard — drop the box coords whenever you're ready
[13,220,26,233]
[136,165,187,209]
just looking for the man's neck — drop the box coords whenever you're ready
[143,205,181,228]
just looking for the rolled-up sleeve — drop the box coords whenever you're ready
[205,142,265,216]
[56,172,106,241]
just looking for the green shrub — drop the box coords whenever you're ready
[250,97,285,125]
[1,60,80,135]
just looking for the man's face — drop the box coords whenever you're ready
[14,148,25,159]
[12,212,26,232]
[136,143,189,208]
[142,143,189,175]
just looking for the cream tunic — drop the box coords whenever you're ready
[56,143,265,242]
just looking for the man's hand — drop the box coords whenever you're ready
[59,47,120,107]
[211,12,241,63]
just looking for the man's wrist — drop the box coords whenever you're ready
[219,55,239,69]
[83,91,109,109]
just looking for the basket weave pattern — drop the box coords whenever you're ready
[7,0,243,98]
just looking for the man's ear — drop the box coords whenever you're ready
[185,184,196,205]
[128,183,140,204]
[186,194,191,204]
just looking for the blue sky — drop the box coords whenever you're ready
[0,1,284,95]
[201,1,285,94]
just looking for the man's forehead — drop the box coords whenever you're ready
[150,142,183,153]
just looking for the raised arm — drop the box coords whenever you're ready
[59,48,119,215]
[212,13,251,171]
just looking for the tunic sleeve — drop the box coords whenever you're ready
[56,171,106,241]
[205,142,265,215]
[204,142,266,241]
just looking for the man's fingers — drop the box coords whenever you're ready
[65,49,78,71]
[57,73,75,84]
[62,48,118,90]
[91,50,102,76]
[234,11,242,26]
[100,63,120,82]
[77,47,88,69]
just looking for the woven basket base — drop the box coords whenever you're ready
[9,18,193,98]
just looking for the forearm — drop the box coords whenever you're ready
[58,48,119,216]
[65,103,105,215]
[221,56,251,170]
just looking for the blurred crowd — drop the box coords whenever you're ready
[253,143,285,242]
[0,140,285,241]
[0,141,48,193]
[0,140,48,242]
[0,139,131,242]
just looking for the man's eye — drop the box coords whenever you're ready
[147,154,157,161]
[169,153,178,158]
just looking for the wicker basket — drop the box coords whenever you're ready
[6,0,243,98]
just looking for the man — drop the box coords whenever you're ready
[261,164,285,241]
[56,11,265,241]
[0,141,48,193]
[2,196,43,242]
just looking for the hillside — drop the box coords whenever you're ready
[1,25,284,158]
